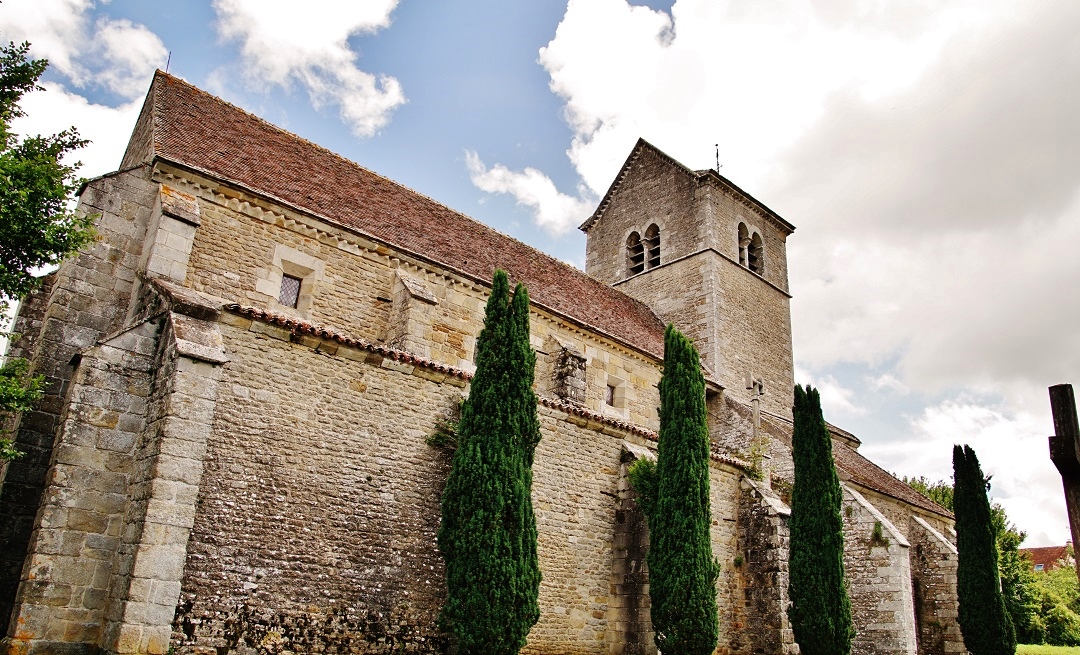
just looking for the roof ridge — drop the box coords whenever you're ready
[154,72,363,173]
[151,71,642,304]
[580,138,699,232]
[147,73,669,359]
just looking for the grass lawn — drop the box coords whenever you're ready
[1018,645,1080,655]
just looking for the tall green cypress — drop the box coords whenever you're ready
[787,384,853,655]
[646,324,719,655]
[436,270,541,655]
[953,444,1016,655]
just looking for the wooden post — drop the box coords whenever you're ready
[1049,384,1080,581]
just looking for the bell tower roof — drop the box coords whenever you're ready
[580,138,795,236]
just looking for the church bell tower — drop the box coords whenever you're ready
[581,139,796,418]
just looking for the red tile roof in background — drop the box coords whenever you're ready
[141,72,666,359]
[1023,545,1072,571]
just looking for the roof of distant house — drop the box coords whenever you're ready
[1023,545,1073,571]
[128,71,667,360]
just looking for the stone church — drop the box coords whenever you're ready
[1,72,964,655]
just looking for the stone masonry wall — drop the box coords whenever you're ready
[3,307,227,655]
[3,319,161,653]
[169,308,750,655]
[616,252,793,418]
[172,316,459,654]
[172,165,664,430]
[713,256,794,418]
[697,180,790,295]
[909,517,964,655]
[0,167,158,629]
[736,478,797,655]
[841,484,918,655]
[584,145,700,285]
[608,444,654,655]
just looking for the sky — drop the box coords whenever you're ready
[2,0,1078,547]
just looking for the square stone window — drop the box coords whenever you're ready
[604,375,627,416]
[279,274,302,308]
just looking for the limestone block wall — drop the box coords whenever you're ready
[841,484,918,655]
[710,464,746,655]
[171,316,461,654]
[170,166,664,429]
[175,170,395,346]
[736,478,797,655]
[3,320,160,652]
[583,143,790,298]
[909,517,964,655]
[584,146,700,285]
[707,394,795,482]
[3,306,226,655]
[0,167,159,628]
[615,255,715,370]
[616,252,793,418]
[713,257,794,418]
[700,182,791,295]
[609,443,655,655]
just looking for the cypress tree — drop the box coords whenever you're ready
[953,444,1016,655]
[787,384,853,655]
[645,324,720,655]
[436,270,541,655]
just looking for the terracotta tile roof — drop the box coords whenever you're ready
[759,410,953,519]
[1022,545,1072,571]
[140,72,666,359]
[830,438,953,519]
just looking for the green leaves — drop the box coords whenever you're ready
[436,270,540,655]
[954,444,1017,655]
[0,357,43,461]
[787,384,853,655]
[0,40,94,306]
[0,40,94,461]
[643,324,720,655]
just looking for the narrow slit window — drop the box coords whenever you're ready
[738,223,750,267]
[644,224,660,269]
[279,274,302,308]
[748,233,764,274]
[627,232,644,275]
[605,384,616,406]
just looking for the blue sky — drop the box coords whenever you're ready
[4,0,1079,546]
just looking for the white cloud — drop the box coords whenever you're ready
[870,373,909,395]
[0,0,90,81]
[93,18,169,98]
[521,0,1079,545]
[863,398,1065,546]
[0,0,166,100]
[796,368,866,418]
[465,152,595,236]
[11,82,144,178]
[212,0,405,137]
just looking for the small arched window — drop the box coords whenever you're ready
[627,231,644,274]
[748,233,764,274]
[644,224,660,269]
[738,223,750,267]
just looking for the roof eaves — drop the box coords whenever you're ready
[152,156,668,363]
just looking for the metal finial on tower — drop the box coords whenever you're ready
[715,143,721,173]
[166,51,172,74]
